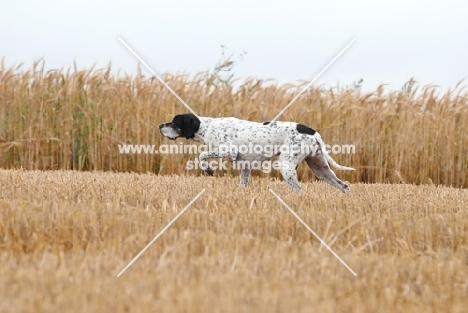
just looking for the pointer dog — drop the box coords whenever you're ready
[159,114,354,193]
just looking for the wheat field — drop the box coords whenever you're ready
[1,169,468,313]
[1,62,468,312]
[0,62,467,187]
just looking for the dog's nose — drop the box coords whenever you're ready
[159,124,163,129]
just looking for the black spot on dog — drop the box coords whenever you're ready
[171,114,201,139]
[296,124,316,136]
[263,121,270,125]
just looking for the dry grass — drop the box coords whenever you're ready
[1,169,468,312]
[1,60,467,311]
[1,62,467,187]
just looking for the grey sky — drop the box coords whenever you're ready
[1,0,467,91]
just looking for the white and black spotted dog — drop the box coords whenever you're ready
[159,114,355,193]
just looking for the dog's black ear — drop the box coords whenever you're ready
[181,114,201,139]
[173,114,200,139]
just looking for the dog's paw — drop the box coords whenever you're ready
[204,168,214,176]
[341,184,350,193]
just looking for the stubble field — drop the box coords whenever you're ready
[1,169,468,312]
[1,63,468,312]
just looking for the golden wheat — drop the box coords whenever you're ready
[1,169,468,312]
[1,63,467,187]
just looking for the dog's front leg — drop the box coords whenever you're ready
[199,150,237,176]
[239,168,251,186]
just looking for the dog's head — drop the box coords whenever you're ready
[159,114,201,140]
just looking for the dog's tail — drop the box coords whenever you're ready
[315,134,355,171]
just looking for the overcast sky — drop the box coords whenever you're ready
[1,0,467,91]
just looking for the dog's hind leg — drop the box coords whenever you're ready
[278,154,302,192]
[305,154,350,193]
